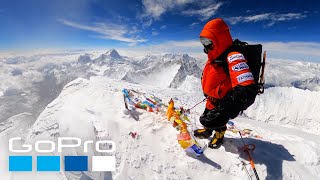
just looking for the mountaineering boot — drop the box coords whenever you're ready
[193,128,213,139]
[208,126,227,149]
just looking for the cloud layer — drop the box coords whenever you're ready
[60,19,146,44]
[140,0,223,25]
[262,41,320,59]
[182,3,223,21]
[227,13,307,26]
[117,39,320,63]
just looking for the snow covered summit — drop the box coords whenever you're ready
[105,49,123,60]
[9,76,320,180]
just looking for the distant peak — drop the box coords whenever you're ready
[105,49,122,59]
[182,54,190,58]
[108,49,117,53]
[77,53,92,64]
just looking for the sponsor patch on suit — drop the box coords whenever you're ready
[236,72,254,83]
[228,53,245,63]
[232,62,249,72]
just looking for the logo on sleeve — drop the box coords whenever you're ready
[232,62,250,72]
[236,72,254,83]
[228,53,245,63]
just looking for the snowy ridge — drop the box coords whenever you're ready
[26,78,90,141]
[136,55,161,68]
[266,59,320,91]
[169,56,202,88]
[0,112,33,138]
[177,75,203,94]
[244,87,320,135]
[122,54,202,88]
[122,61,181,87]
[292,76,320,91]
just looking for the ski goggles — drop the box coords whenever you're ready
[200,37,214,54]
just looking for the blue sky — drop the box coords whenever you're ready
[1,0,320,61]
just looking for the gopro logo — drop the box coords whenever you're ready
[9,137,115,153]
[8,137,116,172]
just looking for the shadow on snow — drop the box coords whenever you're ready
[223,137,295,180]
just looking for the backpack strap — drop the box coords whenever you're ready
[212,41,239,76]
[212,45,233,75]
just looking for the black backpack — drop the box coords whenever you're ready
[215,39,266,94]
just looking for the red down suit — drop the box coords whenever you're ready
[199,18,256,129]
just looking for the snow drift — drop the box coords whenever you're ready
[244,87,320,135]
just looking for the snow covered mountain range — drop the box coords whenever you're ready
[1,49,320,180]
